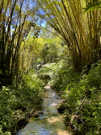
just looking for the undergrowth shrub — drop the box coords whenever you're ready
[0,70,44,134]
[49,60,80,92]
[55,61,101,135]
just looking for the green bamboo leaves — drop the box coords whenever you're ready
[85,0,101,12]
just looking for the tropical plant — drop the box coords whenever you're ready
[85,0,101,12]
[55,61,101,135]
[0,0,40,85]
[0,70,44,134]
[38,0,101,71]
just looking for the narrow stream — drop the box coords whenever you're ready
[17,85,71,135]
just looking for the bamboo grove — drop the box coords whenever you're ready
[39,0,101,71]
[0,0,40,84]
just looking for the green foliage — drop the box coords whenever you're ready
[36,37,65,64]
[20,70,44,110]
[0,70,44,134]
[0,86,17,134]
[85,0,101,12]
[45,59,80,91]
[56,62,101,135]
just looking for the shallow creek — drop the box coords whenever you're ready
[17,85,71,135]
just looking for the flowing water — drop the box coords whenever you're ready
[17,85,71,135]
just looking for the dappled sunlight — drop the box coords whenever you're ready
[57,130,70,135]
[44,85,51,90]
[47,116,62,124]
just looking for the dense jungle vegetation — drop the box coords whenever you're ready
[0,0,101,134]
